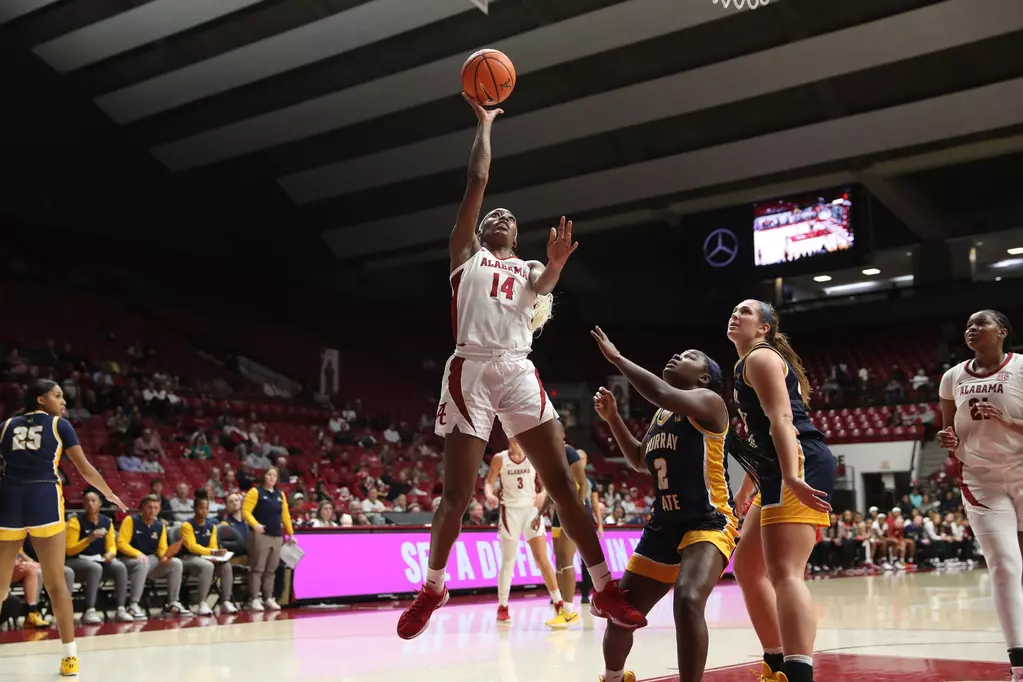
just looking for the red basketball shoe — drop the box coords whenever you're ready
[396,586,449,640]
[589,580,647,629]
[496,605,511,623]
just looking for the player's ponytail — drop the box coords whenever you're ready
[757,301,811,406]
[531,293,554,333]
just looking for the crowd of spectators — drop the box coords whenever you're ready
[0,307,995,630]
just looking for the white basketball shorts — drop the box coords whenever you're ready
[434,351,558,442]
[961,463,1023,532]
[499,504,546,542]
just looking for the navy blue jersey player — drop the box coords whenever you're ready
[591,326,737,682]
[0,380,125,678]
[727,299,836,682]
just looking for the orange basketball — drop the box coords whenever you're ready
[461,49,516,106]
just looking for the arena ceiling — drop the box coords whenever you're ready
[3,0,1023,276]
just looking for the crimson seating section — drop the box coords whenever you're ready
[1,279,954,512]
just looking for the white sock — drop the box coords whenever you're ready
[587,561,612,592]
[63,642,77,659]
[603,669,624,682]
[784,654,813,666]
[425,567,446,595]
[550,589,563,605]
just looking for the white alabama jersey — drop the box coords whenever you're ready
[450,247,536,352]
[497,450,538,508]
[940,353,1023,470]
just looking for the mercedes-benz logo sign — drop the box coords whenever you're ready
[703,228,739,268]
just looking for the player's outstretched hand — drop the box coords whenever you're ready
[784,476,832,513]
[108,493,128,513]
[936,426,959,451]
[546,216,578,268]
[593,387,619,422]
[590,326,621,364]
[463,92,503,123]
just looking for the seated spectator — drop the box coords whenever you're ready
[309,501,338,528]
[361,488,386,522]
[464,502,486,526]
[911,368,931,394]
[150,479,174,522]
[909,487,924,510]
[188,433,213,460]
[244,447,272,471]
[352,510,372,526]
[884,378,904,405]
[336,501,354,527]
[223,467,240,494]
[11,548,50,628]
[66,491,138,623]
[223,418,250,447]
[274,457,291,480]
[107,406,131,437]
[392,493,409,512]
[117,450,144,472]
[180,498,237,615]
[116,495,189,616]
[134,428,165,460]
[327,412,344,435]
[207,467,226,498]
[383,423,401,444]
[217,492,249,557]
[170,483,195,524]
[261,435,290,459]
[940,490,961,514]
[200,485,225,516]
[139,452,165,475]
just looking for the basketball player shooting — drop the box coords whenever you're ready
[396,94,646,640]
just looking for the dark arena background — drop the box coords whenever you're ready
[1,1,1023,680]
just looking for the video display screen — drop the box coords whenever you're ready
[753,189,854,267]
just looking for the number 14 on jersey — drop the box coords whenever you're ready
[490,273,515,301]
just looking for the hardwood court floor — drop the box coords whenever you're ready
[0,568,1009,681]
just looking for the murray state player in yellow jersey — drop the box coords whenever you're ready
[591,327,737,682]
[0,380,126,678]
[938,310,1023,682]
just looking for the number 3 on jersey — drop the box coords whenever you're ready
[653,458,668,490]
[490,273,515,301]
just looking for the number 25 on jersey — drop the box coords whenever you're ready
[12,425,43,451]
[490,274,515,301]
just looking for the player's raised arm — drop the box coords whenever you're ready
[529,217,579,295]
[450,94,503,272]
[591,327,727,431]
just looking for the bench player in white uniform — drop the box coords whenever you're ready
[396,93,644,640]
[484,438,562,623]
[938,310,1023,682]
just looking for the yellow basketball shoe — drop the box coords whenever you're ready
[599,672,635,682]
[60,656,79,677]
[546,606,580,629]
